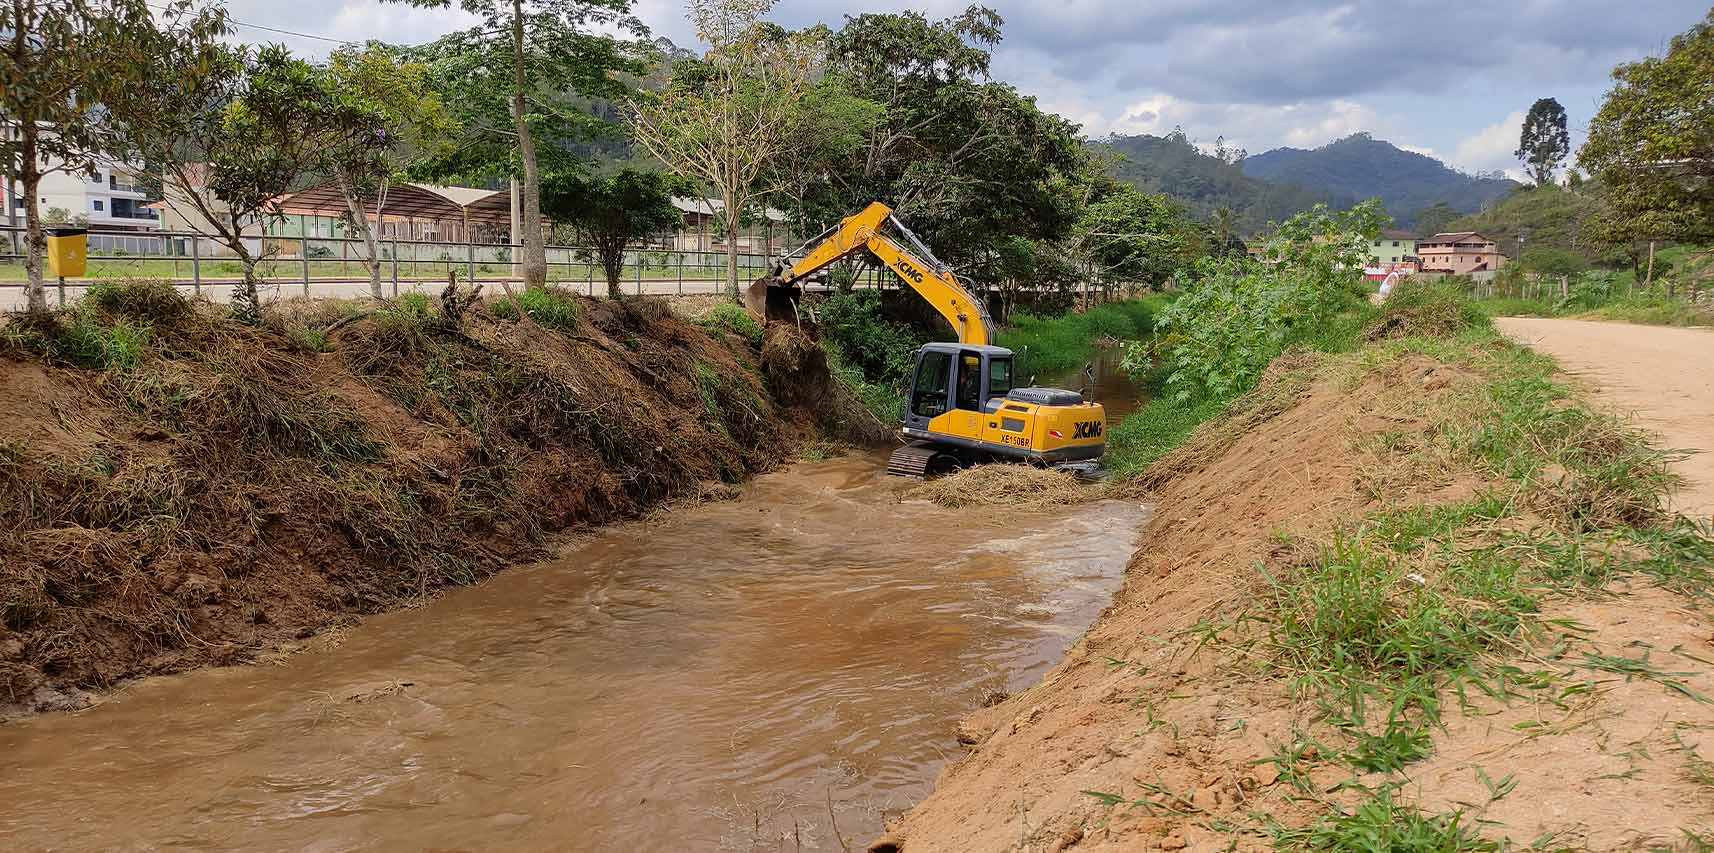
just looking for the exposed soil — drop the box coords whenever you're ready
[0,288,863,715]
[873,350,1714,852]
[1495,317,1714,522]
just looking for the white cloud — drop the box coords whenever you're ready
[1453,110,1526,177]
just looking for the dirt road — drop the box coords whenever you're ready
[1495,317,1714,522]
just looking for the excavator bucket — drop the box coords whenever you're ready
[743,275,803,325]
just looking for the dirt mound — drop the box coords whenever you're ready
[0,285,841,712]
[1365,279,1489,341]
[905,465,1094,509]
[761,324,894,446]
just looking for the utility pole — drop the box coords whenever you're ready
[509,178,521,284]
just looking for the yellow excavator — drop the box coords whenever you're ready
[745,201,1107,477]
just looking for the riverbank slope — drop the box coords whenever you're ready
[0,282,871,714]
[879,310,1714,851]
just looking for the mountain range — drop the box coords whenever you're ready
[1092,132,1520,233]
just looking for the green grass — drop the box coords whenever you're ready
[996,296,1169,378]
[1272,787,1499,852]
[490,287,581,331]
[826,340,904,425]
[698,302,763,345]
[1105,390,1231,477]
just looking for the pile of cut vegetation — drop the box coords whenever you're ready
[905,465,1095,509]
[0,281,867,713]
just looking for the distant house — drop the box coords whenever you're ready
[657,197,791,255]
[1368,230,1416,266]
[1416,231,1507,277]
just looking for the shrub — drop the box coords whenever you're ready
[816,289,921,385]
[700,302,763,345]
[1150,202,1385,401]
[84,279,191,324]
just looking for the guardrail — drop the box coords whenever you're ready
[0,224,789,306]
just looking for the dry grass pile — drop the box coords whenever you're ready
[0,280,838,712]
[1366,279,1489,341]
[905,465,1095,509]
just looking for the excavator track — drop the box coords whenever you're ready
[885,443,943,479]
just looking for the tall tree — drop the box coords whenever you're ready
[321,44,457,299]
[1580,9,1714,246]
[541,168,686,298]
[0,0,221,314]
[389,0,646,290]
[113,44,387,319]
[629,0,821,298]
[820,7,1087,281]
[1077,184,1203,289]
[1516,97,1570,186]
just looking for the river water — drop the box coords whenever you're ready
[0,353,1147,852]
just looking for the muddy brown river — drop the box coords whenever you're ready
[0,355,1147,852]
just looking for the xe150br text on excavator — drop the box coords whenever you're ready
[745,202,1107,478]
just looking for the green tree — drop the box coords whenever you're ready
[1579,10,1714,246]
[821,7,1086,283]
[0,0,221,313]
[1077,184,1202,289]
[114,44,389,319]
[1209,205,1240,254]
[1520,246,1589,279]
[1411,201,1461,237]
[629,0,821,298]
[321,44,457,299]
[389,0,646,290]
[541,168,687,298]
[1516,97,1570,186]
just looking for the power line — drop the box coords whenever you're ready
[227,18,355,45]
[146,2,358,46]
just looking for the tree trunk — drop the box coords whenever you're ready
[335,170,384,299]
[19,122,47,314]
[724,207,740,299]
[511,0,546,290]
[232,241,261,321]
[601,239,623,299]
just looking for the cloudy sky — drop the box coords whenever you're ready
[222,0,1711,179]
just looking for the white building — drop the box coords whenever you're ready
[4,159,161,233]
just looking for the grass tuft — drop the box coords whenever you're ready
[492,287,581,332]
[1272,787,1499,852]
[699,302,764,346]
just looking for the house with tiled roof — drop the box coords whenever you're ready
[1417,231,1507,277]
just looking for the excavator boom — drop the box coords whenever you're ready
[745,202,992,346]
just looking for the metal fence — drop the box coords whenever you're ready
[0,224,787,307]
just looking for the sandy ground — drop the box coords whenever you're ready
[1495,317,1714,523]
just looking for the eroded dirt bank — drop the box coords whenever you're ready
[878,341,1714,851]
[0,284,868,714]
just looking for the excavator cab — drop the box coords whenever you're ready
[889,343,1106,476]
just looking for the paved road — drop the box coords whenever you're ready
[1496,317,1714,523]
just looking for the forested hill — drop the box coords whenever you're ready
[1241,133,1518,227]
[1090,132,1349,234]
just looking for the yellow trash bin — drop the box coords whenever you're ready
[45,227,88,278]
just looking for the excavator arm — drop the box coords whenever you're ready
[745,202,993,346]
